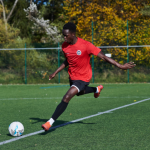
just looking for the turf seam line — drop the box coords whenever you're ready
[0,97,150,146]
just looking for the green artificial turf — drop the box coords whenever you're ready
[0,83,150,150]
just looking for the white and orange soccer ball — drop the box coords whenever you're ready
[8,122,24,137]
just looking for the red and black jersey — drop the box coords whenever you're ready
[62,37,101,82]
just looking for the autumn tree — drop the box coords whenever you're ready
[63,0,150,66]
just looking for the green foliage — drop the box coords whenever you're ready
[42,0,65,22]
[1,0,66,43]
[0,20,7,44]
[0,20,20,44]
[0,37,54,83]
[35,0,65,43]
[4,0,33,38]
[0,4,20,44]
[139,3,150,16]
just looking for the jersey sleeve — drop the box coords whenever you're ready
[86,42,101,56]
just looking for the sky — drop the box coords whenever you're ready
[32,0,49,5]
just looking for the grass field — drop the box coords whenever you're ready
[0,83,150,150]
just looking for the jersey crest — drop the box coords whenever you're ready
[76,50,81,55]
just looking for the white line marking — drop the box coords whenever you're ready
[0,96,149,101]
[0,97,150,146]
[98,112,113,114]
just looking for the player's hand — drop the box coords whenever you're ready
[49,73,56,80]
[120,62,136,70]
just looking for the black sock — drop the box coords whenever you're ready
[52,101,68,121]
[84,86,96,94]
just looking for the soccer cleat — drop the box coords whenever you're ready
[42,122,51,131]
[94,85,103,98]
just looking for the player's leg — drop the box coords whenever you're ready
[77,86,96,96]
[77,85,103,98]
[51,86,78,119]
[42,86,78,131]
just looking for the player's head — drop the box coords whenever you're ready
[62,22,76,44]
[63,22,76,33]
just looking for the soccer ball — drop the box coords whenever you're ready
[8,122,24,137]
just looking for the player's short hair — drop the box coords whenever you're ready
[63,22,76,33]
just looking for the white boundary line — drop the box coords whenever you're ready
[0,96,149,101]
[0,97,150,146]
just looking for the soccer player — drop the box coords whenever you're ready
[42,22,135,131]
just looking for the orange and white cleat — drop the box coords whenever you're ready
[94,85,103,98]
[42,122,51,131]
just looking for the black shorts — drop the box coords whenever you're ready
[69,80,89,93]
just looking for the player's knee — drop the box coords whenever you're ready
[63,94,71,103]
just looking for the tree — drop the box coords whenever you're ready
[0,4,20,44]
[63,0,150,67]
[4,0,33,39]
[0,0,19,32]
[24,1,62,43]
[140,3,150,16]
[3,0,66,43]
[40,0,66,32]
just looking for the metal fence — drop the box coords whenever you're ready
[0,20,150,84]
[0,44,150,84]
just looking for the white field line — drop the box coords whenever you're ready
[0,97,150,146]
[0,96,149,101]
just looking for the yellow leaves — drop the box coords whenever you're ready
[119,60,124,64]
[63,0,150,65]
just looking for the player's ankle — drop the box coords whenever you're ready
[48,118,55,126]
[95,87,99,93]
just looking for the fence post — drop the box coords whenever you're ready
[127,20,129,83]
[25,43,27,84]
[58,42,60,84]
[92,21,94,83]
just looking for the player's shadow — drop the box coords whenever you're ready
[29,117,95,135]
[29,117,48,124]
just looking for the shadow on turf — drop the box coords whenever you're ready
[29,117,95,135]
[7,133,13,137]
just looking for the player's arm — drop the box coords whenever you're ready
[97,51,136,70]
[49,59,69,80]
